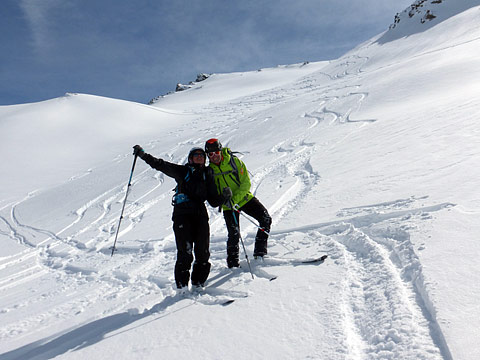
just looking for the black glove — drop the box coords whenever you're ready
[222,187,233,205]
[133,145,145,158]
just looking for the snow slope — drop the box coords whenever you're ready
[1,2,480,359]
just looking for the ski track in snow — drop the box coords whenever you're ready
[0,54,455,359]
[327,223,446,359]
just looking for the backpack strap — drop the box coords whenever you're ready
[171,167,193,205]
[227,149,241,183]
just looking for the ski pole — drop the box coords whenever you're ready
[111,154,138,256]
[234,209,270,235]
[230,201,254,279]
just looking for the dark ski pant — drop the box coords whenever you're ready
[172,214,211,288]
[223,197,272,263]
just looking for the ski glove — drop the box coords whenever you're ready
[133,145,145,158]
[222,187,233,205]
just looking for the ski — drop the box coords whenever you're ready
[230,254,328,282]
[253,254,328,268]
[179,292,238,306]
[300,254,328,264]
[256,254,327,264]
[178,285,247,306]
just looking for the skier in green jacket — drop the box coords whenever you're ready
[205,138,272,268]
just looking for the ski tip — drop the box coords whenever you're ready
[221,299,235,306]
[301,255,328,264]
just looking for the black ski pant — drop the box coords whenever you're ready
[223,197,272,259]
[172,214,211,288]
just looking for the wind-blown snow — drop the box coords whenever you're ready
[1,2,480,360]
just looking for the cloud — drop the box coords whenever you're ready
[19,0,63,57]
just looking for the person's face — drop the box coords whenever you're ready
[207,151,222,164]
[192,152,205,165]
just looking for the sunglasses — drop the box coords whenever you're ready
[192,152,205,157]
[207,151,220,157]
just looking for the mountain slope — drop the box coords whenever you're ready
[1,3,480,360]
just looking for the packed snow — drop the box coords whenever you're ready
[1,2,480,359]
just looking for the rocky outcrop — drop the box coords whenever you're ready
[389,0,443,30]
[148,73,211,104]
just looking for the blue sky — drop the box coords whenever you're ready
[1,0,413,105]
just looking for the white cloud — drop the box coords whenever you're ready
[19,0,63,56]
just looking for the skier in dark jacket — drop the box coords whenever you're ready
[133,145,231,290]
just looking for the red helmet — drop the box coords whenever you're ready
[205,138,222,153]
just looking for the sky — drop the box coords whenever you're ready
[0,0,414,106]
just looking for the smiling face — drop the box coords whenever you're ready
[207,151,222,165]
[190,151,206,165]
[205,138,222,164]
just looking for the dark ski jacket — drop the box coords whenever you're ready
[142,153,224,219]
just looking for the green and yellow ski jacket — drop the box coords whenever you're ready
[208,148,254,210]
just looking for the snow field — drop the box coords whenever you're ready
[2,3,480,359]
